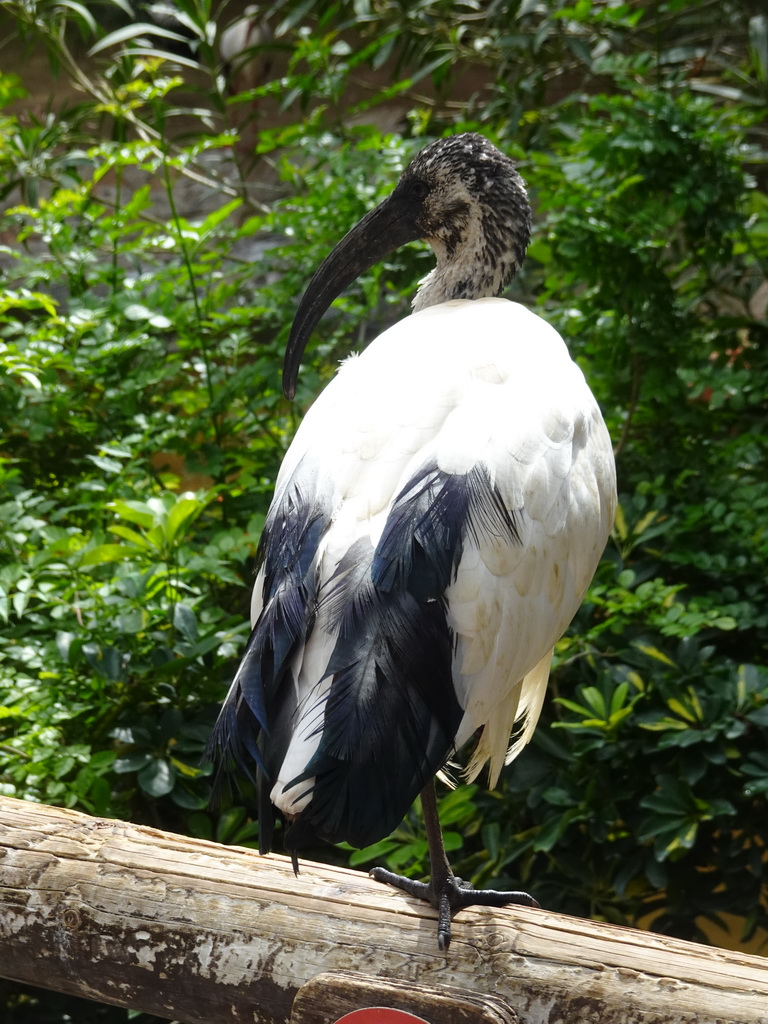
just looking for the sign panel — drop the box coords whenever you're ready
[334,1010,431,1024]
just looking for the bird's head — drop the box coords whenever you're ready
[283,133,531,399]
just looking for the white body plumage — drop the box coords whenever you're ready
[251,297,615,821]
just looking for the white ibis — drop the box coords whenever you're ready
[208,133,616,949]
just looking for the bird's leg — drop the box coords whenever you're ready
[370,778,539,950]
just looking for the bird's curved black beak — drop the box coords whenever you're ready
[283,193,421,400]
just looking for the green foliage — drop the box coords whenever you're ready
[0,8,767,1022]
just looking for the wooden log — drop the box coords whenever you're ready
[1,795,767,1024]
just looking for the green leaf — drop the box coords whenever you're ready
[349,838,398,866]
[634,644,678,667]
[79,543,134,566]
[215,807,255,845]
[113,753,153,774]
[82,643,123,680]
[89,22,191,55]
[174,603,198,641]
[109,501,157,530]
[108,525,154,551]
[437,785,478,824]
[138,758,176,797]
[666,696,702,723]
[86,454,124,474]
[533,813,571,852]
[199,199,243,236]
[165,496,204,545]
[171,786,209,810]
[56,1,98,33]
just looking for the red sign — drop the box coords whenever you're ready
[334,1010,431,1024]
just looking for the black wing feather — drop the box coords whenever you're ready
[282,460,521,851]
[209,455,522,855]
[205,463,331,851]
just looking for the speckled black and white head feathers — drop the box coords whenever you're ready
[281,132,533,399]
[392,133,532,312]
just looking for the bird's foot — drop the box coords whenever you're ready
[369,865,539,951]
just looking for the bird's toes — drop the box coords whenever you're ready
[453,884,539,910]
[369,865,431,902]
[451,876,475,893]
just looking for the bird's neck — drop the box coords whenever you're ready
[412,258,511,311]
[412,207,528,313]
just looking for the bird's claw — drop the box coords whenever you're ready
[370,866,538,950]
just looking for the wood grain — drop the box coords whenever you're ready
[1,796,767,1023]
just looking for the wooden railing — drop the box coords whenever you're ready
[1,796,767,1024]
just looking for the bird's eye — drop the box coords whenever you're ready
[409,179,430,201]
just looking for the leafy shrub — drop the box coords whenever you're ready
[0,15,766,1024]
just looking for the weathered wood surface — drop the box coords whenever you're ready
[290,972,520,1024]
[1,796,767,1024]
